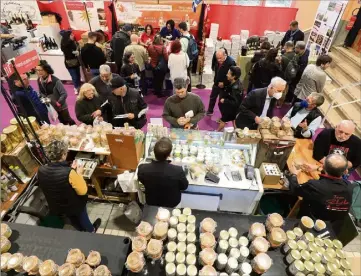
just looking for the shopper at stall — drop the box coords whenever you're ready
[277,41,296,104]
[120,52,141,89]
[12,73,49,125]
[250,48,281,90]
[124,34,148,94]
[287,154,352,221]
[163,78,205,129]
[75,83,103,125]
[138,137,188,208]
[281,20,305,47]
[168,39,189,85]
[235,77,286,130]
[294,54,332,102]
[207,48,236,116]
[111,24,132,73]
[38,140,101,232]
[36,60,75,125]
[102,76,147,129]
[140,24,155,47]
[81,32,107,77]
[312,120,361,171]
[89,65,120,102]
[148,34,169,97]
[283,93,324,139]
[287,41,309,103]
[217,66,244,131]
[60,29,81,95]
[160,19,181,41]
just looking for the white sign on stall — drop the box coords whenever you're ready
[1,0,42,23]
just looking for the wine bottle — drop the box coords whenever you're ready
[43,34,51,50]
[16,13,22,24]
[41,40,47,52]
[51,38,58,49]
[20,13,26,24]
[26,14,34,30]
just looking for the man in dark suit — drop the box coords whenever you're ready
[137,138,189,208]
[281,20,305,47]
[235,77,286,130]
[207,48,236,116]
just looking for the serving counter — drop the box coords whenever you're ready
[128,205,337,276]
[4,223,130,276]
[143,130,263,214]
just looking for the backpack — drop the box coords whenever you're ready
[284,54,299,82]
[183,35,198,62]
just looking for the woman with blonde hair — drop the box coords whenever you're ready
[75,83,103,125]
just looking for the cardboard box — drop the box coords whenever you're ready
[259,163,281,185]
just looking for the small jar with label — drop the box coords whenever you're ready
[310,252,321,264]
[228,227,238,239]
[199,265,217,276]
[177,223,186,233]
[219,230,230,241]
[169,216,178,228]
[186,254,196,266]
[229,248,240,260]
[283,239,298,254]
[336,249,346,259]
[176,263,186,276]
[238,246,250,262]
[182,208,192,216]
[172,209,181,217]
[186,233,196,244]
[293,227,303,240]
[303,261,314,275]
[187,215,196,224]
[186,243,196,255]
[321,252,333,265]
[297,240,307,251]
[323,238,334,249]
[175,252,185,265]
[200,232,216,249]
[238,236,249,247]
[228,237,239,251]
[217,239,229,254]
[314,237,324,248]
[167,241,177,253]
[177,232,186,243]
[165,263,176,276]
[250,237,269,256]
[177,242,186,253]
[300,250,311,262]
[165,252,175,264]
[286,250,301,265]
[225,257,238,274]
[332,239,343,250]
[168,229,177,242]
[199,248,217,266]
[332,258,341,269]
[326,262,337,275]
[216,253,228,270]
[308,242,318,253]
[251,253,272,274]
[187,224,195,233]
[340,259,351,271]
[286,230,296,241]
[288,260,304,275]
[178,215,187,224]
[326,248,336,258]
[301,232,314,244]
[186,265,197,276]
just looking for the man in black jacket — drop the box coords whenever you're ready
[111,24,132,74]
[138,138,189,207]
[287,154,352,222]
[312,120,361,171]
[235,77,286,130]
[103,76,147,129]
[206,48,236,116]
[81,32,106,76]
[283,92,324,139]
[281,20,305,47]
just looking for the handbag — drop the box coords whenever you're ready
[65,58,79,67]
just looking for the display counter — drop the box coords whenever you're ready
[4,223,130,276]
[143,129,263,214]
[128,205,337,276]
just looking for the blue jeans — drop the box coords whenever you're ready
[67,67,81,90]
[90,69,100,77]
[67,207,94,232]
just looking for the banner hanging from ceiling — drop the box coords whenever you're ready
[114,1,201,29]
[307,0,348,54]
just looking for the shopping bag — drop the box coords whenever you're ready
[46,104,58,123]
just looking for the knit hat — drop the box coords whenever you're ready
[110,76,126,89]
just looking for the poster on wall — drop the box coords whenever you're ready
[114,1,200,30]
[65,1,108,32]
[307,0,348,54]
[1,0,42,23]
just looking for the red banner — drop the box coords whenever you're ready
[3,50,40,77]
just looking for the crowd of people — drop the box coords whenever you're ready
[8,19,361,230]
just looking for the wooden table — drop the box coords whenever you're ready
[262,139,321,217]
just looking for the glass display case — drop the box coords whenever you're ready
[143,129,263,214]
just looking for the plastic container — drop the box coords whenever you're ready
[297,240,307,251]
[167,228,177,242]
[293,227,303,240]
[251,253,272,274]
[93,265,111,276]
[229,248,241,260]
[199,248,217,266]
[200,218,217,233]
[228,237,239,251]
[75,264,93,276]
[23,256,41,275]
[288,260,304,275]
[300,250,311,262]
[39,260,58,276]
[132,236,148,252]
[178,215,187,224]
[136,221,153,240]
[58,263,76,276]
[182,208,192,216]
[314,219,326,231]
[187,215,196,224]
[286,230,296,241]
[301,232,314,244]
[286,250,301,264]
[126,251,145,273]
[177,232,187,243]
[303,260,314,275]
[86,251,101,267]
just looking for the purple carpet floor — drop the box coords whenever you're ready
[1,81,289,131]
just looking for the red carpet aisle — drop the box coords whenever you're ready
[1,80,289,131]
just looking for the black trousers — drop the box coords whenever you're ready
[207,84,222,113]
[140,70,147,95]
[58,108,76,125]
[187,62,192,92]
[152,69,166,95]
[344,8,361,47]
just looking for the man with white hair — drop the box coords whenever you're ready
[89,64,120,102]
[206,48,236,116]
[312,120,361,171]
[235,77,286,130]
[124,34,149,95]
[283,92,324,139]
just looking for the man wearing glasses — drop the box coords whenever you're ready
[235,77,286,130]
